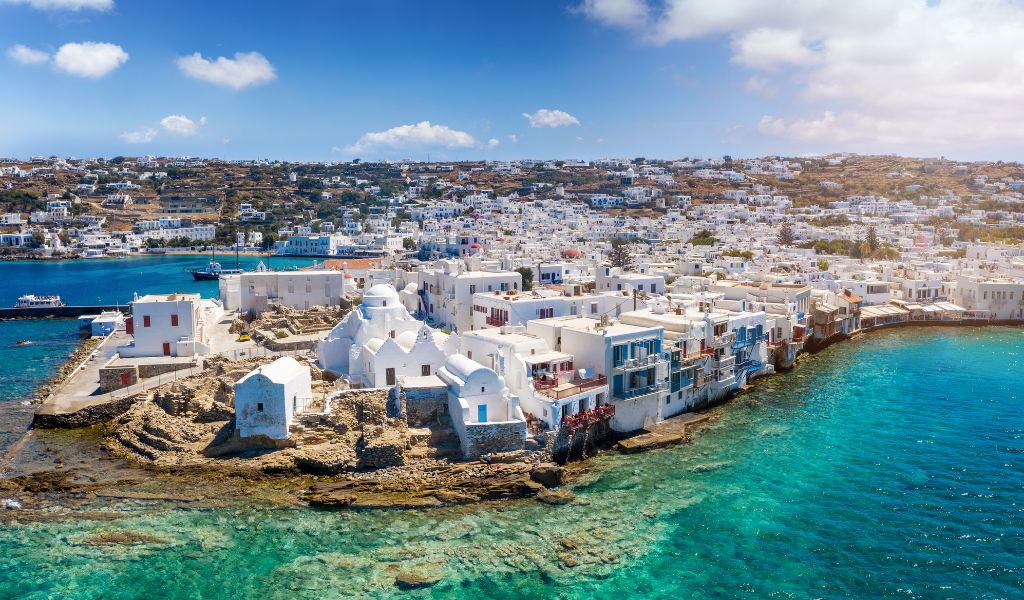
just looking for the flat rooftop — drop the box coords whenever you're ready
[135,293,201,303]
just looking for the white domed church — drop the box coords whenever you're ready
[317,284,449,387]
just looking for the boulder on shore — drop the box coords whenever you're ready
[530,463,564,488]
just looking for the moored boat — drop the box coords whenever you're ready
[185,261,243,281]
[16,294,65,308]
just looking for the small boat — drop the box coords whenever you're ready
[16,294,65,308]
[186,261,243,281]
[185,246,243,280]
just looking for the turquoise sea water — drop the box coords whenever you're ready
[0,253,317,306]
[0,319,81,452]
[1,326,1022,598]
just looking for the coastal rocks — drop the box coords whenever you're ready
[303,462,545,509]
[530,463,565,487]
[293,443,357,475]
[356,430,405,469]
[394,564,445,590]
[80,530,169,547]
[536,487,575,505]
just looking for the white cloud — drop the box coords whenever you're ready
[119,127,157,144]
[486,138,500,149]
[743,75,776,97]
[176,51,276,90]
[6,44,49,65]
[53,42,128,78]
[160,115,203,136]
[508,134,519,144]
[579,0,1024,152]
[344,121,478,155]
[2,0,112,10]
[576,0,647,28]
[731,28,817,71]
[522,109,580,128]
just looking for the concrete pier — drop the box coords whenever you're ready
[0,305,126,320]
[615,412,712,453]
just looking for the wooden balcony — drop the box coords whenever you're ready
[534,375,608,400]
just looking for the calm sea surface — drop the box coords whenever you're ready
[1,259,1022,599]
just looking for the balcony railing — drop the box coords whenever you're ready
[736,359,764,374]
[615,353,668,370]
[485,316,507,327]
[534,375,608,400]
[561,404,615,434]
[616,381,666,400]
[713,332,736,347]
[732,332,769,349]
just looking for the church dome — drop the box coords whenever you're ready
[362,284,400,307]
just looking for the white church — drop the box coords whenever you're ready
[317,284,449,387]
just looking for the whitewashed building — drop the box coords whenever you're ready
[233,357,313,440]
[119,293,223,358]
[317,284,448,386]
[436,354,527,458]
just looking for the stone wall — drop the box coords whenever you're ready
[401,385,448,427]
[99,360,199,394]
[99,365,138,393]
[138,361,198,379]
[462,421,527,460]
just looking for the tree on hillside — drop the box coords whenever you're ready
[515,267,534,291]
[778,222,795,246]
[866,226,879,252]
[608,237,634,270]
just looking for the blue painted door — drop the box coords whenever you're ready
[477,404,488,423]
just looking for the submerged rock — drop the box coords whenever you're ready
[536,487,576,505]
[395,566,444,590]
[80,530,169,546]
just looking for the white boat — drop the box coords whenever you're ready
[16,294,65,308]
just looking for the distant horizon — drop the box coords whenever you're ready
[3,152,1022,166]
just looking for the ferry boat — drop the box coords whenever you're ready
[186,260,243,281]
[16,294,65,308]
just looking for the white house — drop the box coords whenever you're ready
[233,357,313,440]
[222,270,345,314]
[436,354,527,458]
[527,316,669,433]
[455,327,609,431]
[317,284,448,386]
[412,259,523,333]
[119,293,223,358]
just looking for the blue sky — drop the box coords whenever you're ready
[2,0,1023,161]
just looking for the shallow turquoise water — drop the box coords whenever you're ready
[1,327,1021,598]
[0,319,81,452]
